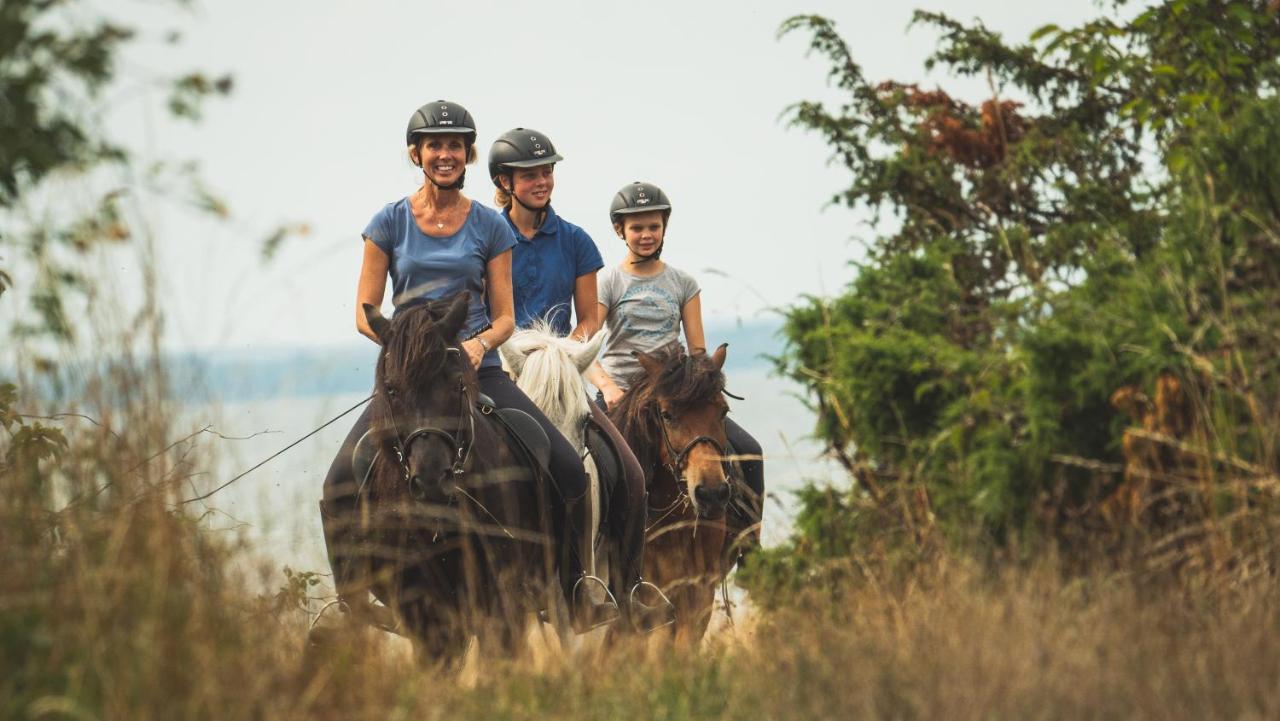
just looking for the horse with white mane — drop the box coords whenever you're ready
[500,322,609,580]
[500,322,674,633]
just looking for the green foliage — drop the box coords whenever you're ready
[766,0,1280,579]
[0,0,232,342]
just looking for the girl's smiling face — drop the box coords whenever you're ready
[510,165,555,208]
[616,210,666,257]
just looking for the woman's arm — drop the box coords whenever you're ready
[356,239,390,344]
[681,294,707,353]
[569,271,601,341]
[463,248,515,368]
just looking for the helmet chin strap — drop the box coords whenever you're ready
[506,175,548,229]
[628,240,663,265]
[426,168,466,191]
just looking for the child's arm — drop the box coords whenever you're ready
[585,301,625,409]
[681,294,706,354]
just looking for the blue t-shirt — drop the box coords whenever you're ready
[503,206,604,335]
[363,198,517,368]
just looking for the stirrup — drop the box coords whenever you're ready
[628,579,676,633]
[571,574,621,634]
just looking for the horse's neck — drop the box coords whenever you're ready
[514,373,588,450]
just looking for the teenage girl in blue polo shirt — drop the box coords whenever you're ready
[321,102,618,632]
[488,128,670,631]
[586,181,765,568]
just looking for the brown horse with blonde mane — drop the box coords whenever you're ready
[608,342,734,645]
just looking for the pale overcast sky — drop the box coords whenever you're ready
[91,0,1107,353]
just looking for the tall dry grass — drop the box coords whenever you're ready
[6,375,1280,721]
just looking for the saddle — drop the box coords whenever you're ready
[350,392,552,493]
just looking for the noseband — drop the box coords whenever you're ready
[661,425,728,483]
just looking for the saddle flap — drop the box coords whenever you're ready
[493,408,552,477]
[583,418,622,512]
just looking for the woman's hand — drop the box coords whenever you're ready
[602,384,625,410]
[461,339,486,369]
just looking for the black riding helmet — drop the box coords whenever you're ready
[489,128,563,185]
[609,181,672,263]
[406,100,476,190]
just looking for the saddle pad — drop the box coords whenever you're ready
[491,408,552,478]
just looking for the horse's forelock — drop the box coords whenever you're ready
[659,352,725,415]
[376,303,477,403]
[613,346,725,464]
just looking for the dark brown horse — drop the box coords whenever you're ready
[350,294,554,660]
[609,343,734,645]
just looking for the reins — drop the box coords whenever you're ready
[181,394,374,505]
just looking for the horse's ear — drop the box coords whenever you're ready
[572,329,608,374]
[439,292,470,339]
[711,343,728,370]
[363,303,391,345]
[634,349,663,379]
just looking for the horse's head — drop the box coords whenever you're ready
[625,343,732,520]
[363,292,477,504]
[500,323,607,446]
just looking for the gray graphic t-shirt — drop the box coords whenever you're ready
[598,265,701,390]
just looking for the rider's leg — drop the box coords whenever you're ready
[724,417,764,566]
[592,391,674,630]
[321,404,374,606]
[479,367,619,631]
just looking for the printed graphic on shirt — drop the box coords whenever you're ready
[616,281,681,340]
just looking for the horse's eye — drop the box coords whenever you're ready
[386,387,398,398]
[660,409,675,424]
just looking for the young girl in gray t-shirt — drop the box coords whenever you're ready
[586,181,764,568]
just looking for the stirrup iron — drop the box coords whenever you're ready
[629,579,676,633]
[571,574,621,633]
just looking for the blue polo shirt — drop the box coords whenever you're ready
[503,206,605,334]
[363,198,517,368]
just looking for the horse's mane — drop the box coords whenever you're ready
[611,343,725,472]
[375,298,478,403]
[504,320,599,446]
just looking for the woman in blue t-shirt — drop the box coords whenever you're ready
[488,129,668,630]
[586,181,765,570]
[321,101,618,632]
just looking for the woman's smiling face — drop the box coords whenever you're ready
[415,133,468,186]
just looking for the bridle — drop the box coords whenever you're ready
[646,405,734,525]
[380,351,476,502]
